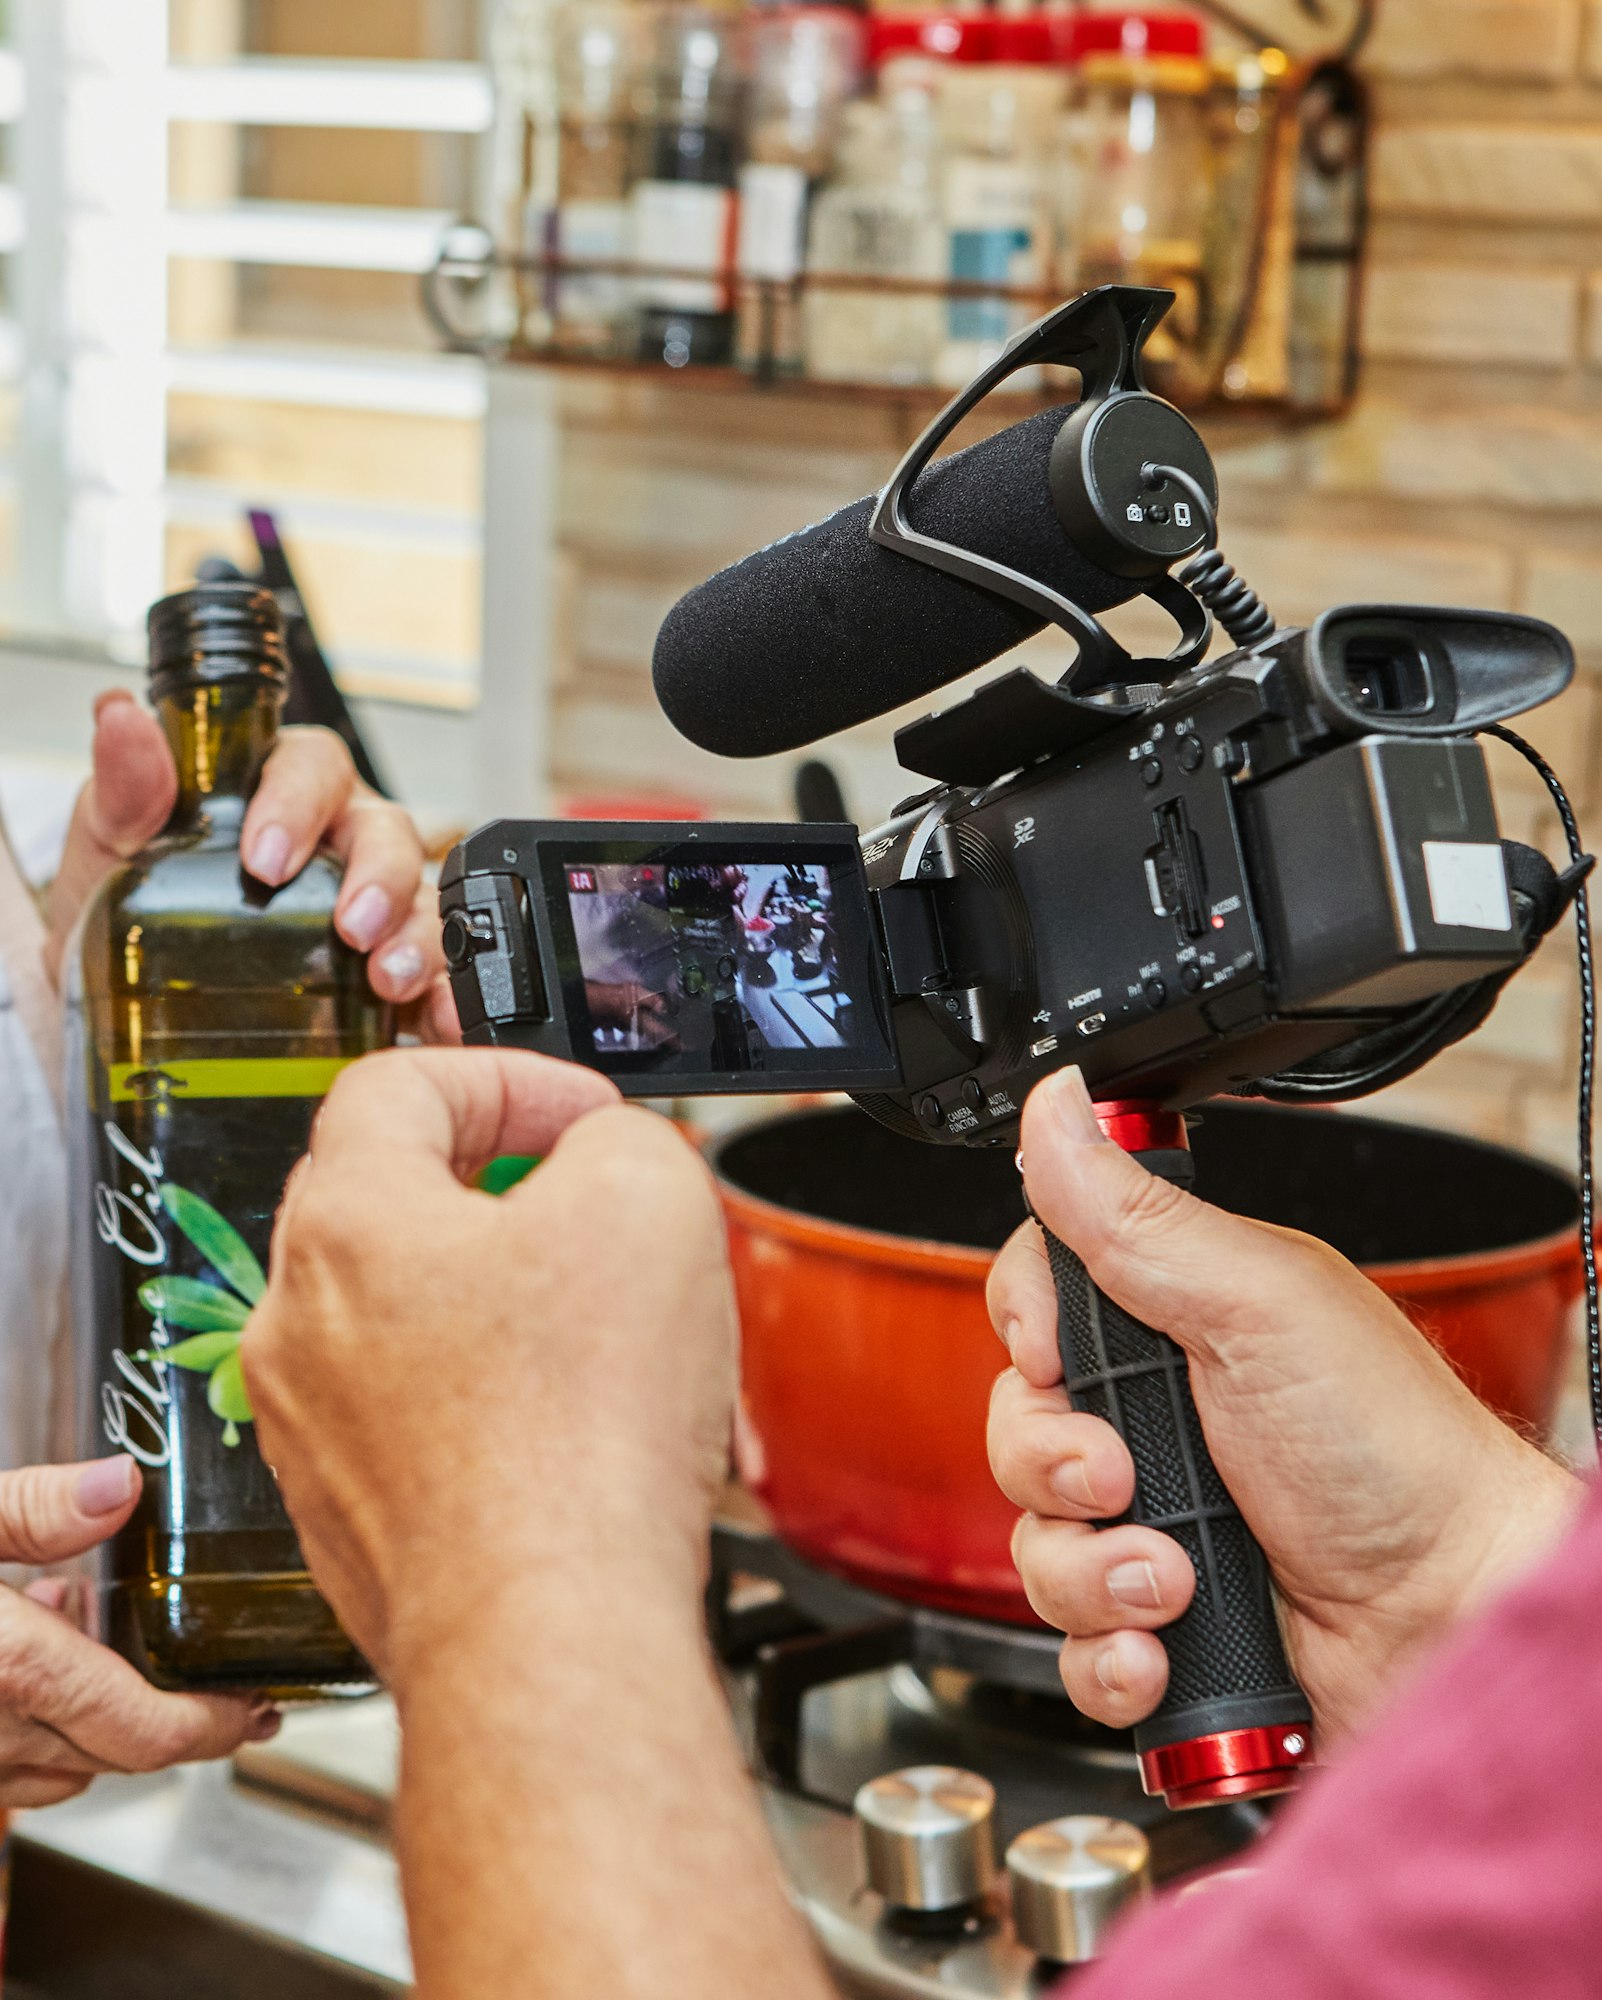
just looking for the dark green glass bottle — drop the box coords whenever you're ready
[67,583,391,1695]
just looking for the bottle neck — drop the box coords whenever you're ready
[156,679,283,836]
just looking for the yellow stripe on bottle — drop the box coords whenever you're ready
[107,1057,357,1103]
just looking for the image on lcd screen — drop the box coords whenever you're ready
[564,860,863,1070]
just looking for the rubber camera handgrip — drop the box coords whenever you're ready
[1040,1213,1313,1808]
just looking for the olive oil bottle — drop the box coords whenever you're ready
[67,584,390,1694]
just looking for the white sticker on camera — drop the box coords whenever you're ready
[1422,842,1511,931]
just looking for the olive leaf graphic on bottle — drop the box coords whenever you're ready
[134,1185,266,1447]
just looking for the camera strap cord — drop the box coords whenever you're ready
[1482,726,1601,1449]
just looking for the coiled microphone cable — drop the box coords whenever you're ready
[1142,461,1276,650]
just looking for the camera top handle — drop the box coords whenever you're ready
[869,286,1221,702]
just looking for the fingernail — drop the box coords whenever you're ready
[248,824,292,885]
[1107,1559,1162,1609]
[246,1705,282,1743]
[25,1577,70,1612]
[1049,1457,1097,1510]
[997,1313,1021,1354]
[340,883,392,952]
[75,1456,138,1516]
[1042,1067,1106,1145]
[379,943,425,987]
[1094,1643,1125,1693]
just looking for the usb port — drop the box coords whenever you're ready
[1031,1035,1060,1058]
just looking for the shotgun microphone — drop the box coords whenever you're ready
[651,405,1138,758]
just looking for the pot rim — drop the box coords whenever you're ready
[720,1177,1000,1280]
[716,1172,1587,1293]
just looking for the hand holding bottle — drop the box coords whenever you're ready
[45,690,453,1035]
[0,1456,274,1807]
[241,1049,735,1674]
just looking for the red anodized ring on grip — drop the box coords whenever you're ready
[1091,1098,1190,1157]
[1141,1726,1313,1811]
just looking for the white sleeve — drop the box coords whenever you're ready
[0,833,69,1474]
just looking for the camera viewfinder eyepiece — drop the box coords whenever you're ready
[1305,606,1573,740]
[1340,625,1449,722]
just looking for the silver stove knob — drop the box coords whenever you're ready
[1006,1815,1151,1963]
[854,1766,997,1911]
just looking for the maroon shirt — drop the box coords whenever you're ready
[1071,1473,1602,2000]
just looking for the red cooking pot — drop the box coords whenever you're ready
[718,1101,1584,1626]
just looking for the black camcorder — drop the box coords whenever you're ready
[440,604,1570,1137]
[440,287,1591,1816]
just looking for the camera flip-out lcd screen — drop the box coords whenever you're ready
[541,835,898,1089]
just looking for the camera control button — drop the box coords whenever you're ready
[960,1077,984,1111]
[1180,964,1203,994]
[441,908,490,970]
[1143,978,1168,1009]
[1178,735,1205,773]
[918,1095,946,1129]
[1140,758,1163,788]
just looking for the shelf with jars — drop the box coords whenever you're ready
[427,3,1370,423]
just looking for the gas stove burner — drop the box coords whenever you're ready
[709,1515,1257,1843]
[710,1517,1082,1793]
[890,1664,1137,1773]
[714,1519,1068,1681]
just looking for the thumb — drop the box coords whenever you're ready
[0,1457,143,1566]
[44,693,177,983]
[1020,1069,1320,1366]
[84,691,179,849]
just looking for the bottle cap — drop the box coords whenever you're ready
[867,13,993,65]
[748,7,867,133]
[752,2,868,37]
[1069,12,1206,59]
[988,16,1058,63]
[147,582,288,699]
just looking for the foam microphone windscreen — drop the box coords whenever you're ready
[651,404,1136,757]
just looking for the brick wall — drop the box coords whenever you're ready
[539,2,1602,1174]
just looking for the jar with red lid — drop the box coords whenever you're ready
[1058,10,1214,394]
[867,12,981,117]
